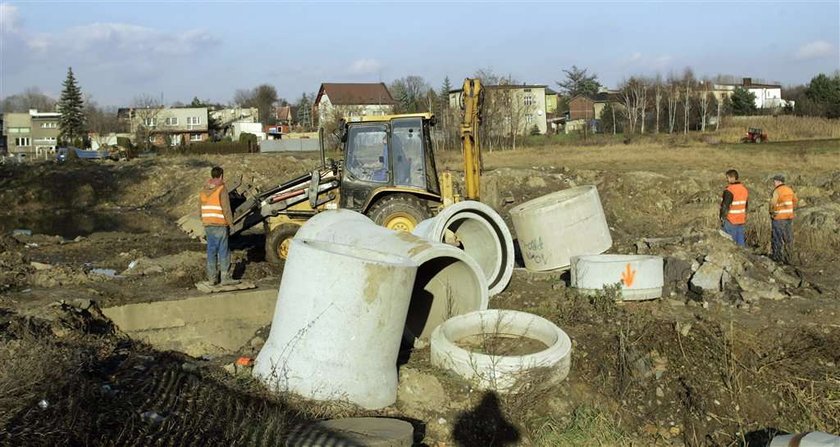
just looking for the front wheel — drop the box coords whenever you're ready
[366,194,431,232]
[265,223,301,266]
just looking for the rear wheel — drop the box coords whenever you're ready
[367,194,431,232]
[265,223,301,266]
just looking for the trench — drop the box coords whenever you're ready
[102,289,278,358]
[1,209,171,239]
[102,255,484,361]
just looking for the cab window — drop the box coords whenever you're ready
[346,124,388,183]
[391,118,426,189]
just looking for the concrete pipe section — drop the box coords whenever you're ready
[253,238,418,410]
[413,200,514,296]
[295,209,489,340]
[770,432,840,447]
[510,185,612,271]
[571,254,664,300]
[430,309,572,393]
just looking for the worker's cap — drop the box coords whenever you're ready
[771,174,785,182]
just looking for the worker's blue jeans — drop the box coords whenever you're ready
[205,226,230,283]
[722,221,745,247]
[771,219,793,264]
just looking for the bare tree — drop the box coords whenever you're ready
[654,75,663,134]
[619,77,647,134]
[233,84,279,124]
[131,94,164,150]
[389,75,430,113]
[637,79,648,134]
[0,87,57,113]
[715,91,724,132]
[698,80,712,132]
[681,69,695,134]
[666,73,680,134]
[85,96,120,149]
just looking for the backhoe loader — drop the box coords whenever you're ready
[227,79,484,265]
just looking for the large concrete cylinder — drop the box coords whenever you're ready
[571,254,664,300]
[253,238,417,409]
[510,186,612,271]
[295,210,489,340]
[413,201,514,296]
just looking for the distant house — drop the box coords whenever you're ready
[713,77,792,110]
[120,107,209,147]
[210,107,259,140]
[545,87,559,115]
[314,83,396,126]
[449,84,549,135]
[2,109,60,156]
[566,91,621,134]
[275,105,293,126]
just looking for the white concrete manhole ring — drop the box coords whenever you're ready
[571,254,664,300]
[285,417,414,447]
[430,309,572,393]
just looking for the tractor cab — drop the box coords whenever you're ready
[338,113,441,229]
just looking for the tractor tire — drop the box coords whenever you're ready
[265,223,301,266]
[754,137,761,144]
[367,194,431,232]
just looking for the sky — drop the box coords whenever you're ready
[1,1,838,107]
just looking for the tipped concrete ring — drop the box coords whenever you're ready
[413,201,514,296]
[295,210,489,340]
[571,254,664,300]
[430,309,572,393]
[510,185,612,271]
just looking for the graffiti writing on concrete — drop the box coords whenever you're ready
[621,263,636,287]
[523,236,547,265]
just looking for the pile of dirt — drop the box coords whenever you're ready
[0,235,32,292]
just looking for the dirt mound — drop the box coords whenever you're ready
[0,235,32,291]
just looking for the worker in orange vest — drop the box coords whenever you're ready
[719,169,749,246]
[199,166,238,286]
[769,174,798,264]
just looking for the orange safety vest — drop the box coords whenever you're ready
[200,186,228,226]
[725,183,749,225]
[771,184,796,220]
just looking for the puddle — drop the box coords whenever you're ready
[1,209,170,239]
[102,289,277,357]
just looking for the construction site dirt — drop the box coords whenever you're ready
[1,139,839,446]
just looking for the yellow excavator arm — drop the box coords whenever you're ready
[460,78,483,201]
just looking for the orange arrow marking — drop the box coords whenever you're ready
[621,263,636,287]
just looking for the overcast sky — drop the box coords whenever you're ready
[1,1,838,107]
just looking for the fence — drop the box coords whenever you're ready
[260,139,320,153]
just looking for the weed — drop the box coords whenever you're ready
[529,405,632,447]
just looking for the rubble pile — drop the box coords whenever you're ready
[636,230,806,304]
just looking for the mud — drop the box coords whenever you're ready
[455,334,549,356]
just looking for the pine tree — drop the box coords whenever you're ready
[730,87,757,116]
[439,76,453,112]
[58,67,86,145]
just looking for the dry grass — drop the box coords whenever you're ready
[721,115,840,142]
[528,405,632,447]
[438,139,840,178]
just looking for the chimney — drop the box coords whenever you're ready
[742,77,752,87]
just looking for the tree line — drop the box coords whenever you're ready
[2,66,837,149]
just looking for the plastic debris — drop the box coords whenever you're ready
[140,411,167,424]
[37,399,49,410]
